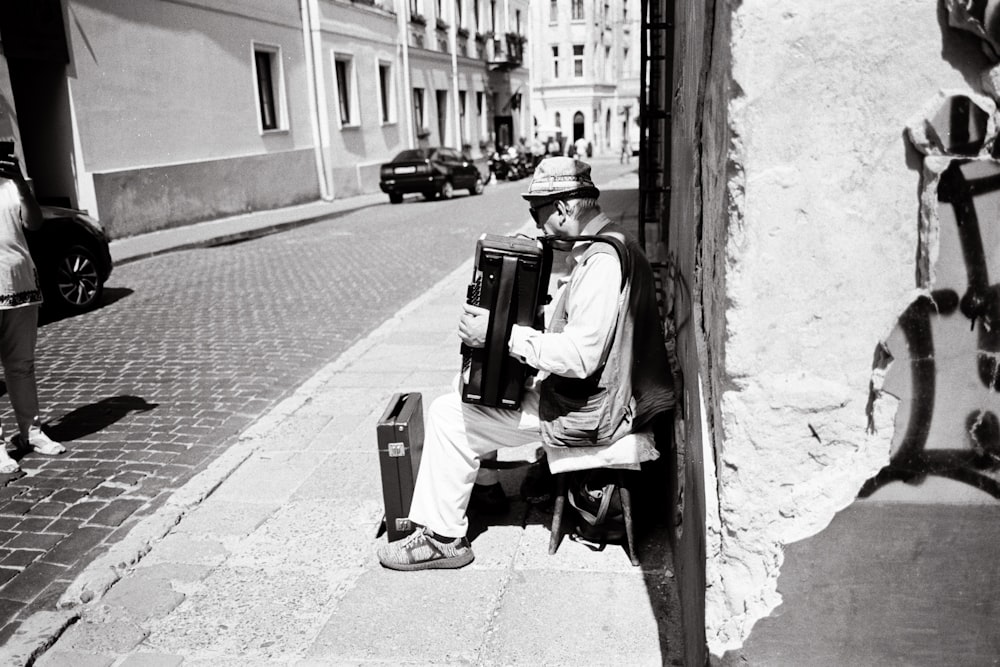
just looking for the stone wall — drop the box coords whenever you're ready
[673,0,1000,661]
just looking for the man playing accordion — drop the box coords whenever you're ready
[378,157,675,571]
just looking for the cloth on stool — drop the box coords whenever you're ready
[542,429,658,474]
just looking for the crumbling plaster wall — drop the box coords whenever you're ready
[701,0,985,655]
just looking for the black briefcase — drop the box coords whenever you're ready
[376,392,423,542]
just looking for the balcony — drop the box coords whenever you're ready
[488,32,525,70]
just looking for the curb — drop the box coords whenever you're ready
[111,199,381,266]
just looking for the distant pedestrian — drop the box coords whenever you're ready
[620,136,631,164]
[546,137,560,156]
[529,135,545,167]
[0,141,65,474]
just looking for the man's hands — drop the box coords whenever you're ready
[459,303,490,348]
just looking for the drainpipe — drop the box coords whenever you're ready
[301,0,334,200]
[398,0,415,148]
[451,1,461,148]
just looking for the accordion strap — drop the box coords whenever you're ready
[548,234,630,371]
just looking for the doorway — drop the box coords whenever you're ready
[573,111,585,142]
[494,115,513,149]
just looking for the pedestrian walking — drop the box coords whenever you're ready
[0,142,65,474]
[620,136,631,164]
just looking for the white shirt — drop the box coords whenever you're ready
[508,216,620,379]
[0,180,40,309]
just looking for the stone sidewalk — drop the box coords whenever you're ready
[9,165,684,665]
[29,260,682,666]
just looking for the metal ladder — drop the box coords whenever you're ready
[638,0,674,257]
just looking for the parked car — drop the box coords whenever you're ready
[26,204,113,314]
[379,147,485,203]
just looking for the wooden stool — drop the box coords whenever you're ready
[548,468,639,566]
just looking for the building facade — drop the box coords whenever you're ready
[528,0,639,157]
[0,0,530,239]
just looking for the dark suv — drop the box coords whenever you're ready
[379,147,485,203]
[27,205,113,314]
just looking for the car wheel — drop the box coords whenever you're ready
[440,181,454,199]
[49,244,103,313]
[470,176,484,195]
[389,193,403,204]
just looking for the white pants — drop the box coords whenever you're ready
[0,305,40,438]
[407,387,543,538]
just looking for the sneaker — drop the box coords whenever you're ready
[0,449,18,475]
[377,526,474,571]
[15,428,65,456]
[468,482,509,515]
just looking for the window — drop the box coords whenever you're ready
[253,45,285,132]
[456,0,463,27]
[623,46,630,76]
[554,111,561,129]
[552,46,559,78]
[550,0,558,23]
[490,0,496,32]
[413,87,425,131]
[378,61,394,123]
[573,44,583,77]
[474,0,481,31]
[604,46,611,79]
[334,55,357,126]
[571,0,583,21]
[515,9,521,33]
[410,0,421,16]
[436,0,443,19]
[459,90,467,144]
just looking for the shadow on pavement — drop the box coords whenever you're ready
[39,286,135,326]
[43,394,160,442]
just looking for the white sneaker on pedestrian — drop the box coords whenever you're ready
[0,449,19,474]
[19,427,65,456]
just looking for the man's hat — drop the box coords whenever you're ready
[522,156,600,204]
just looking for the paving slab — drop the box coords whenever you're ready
[306,569,503,664]
[171,498,278,540]
[481,569,676,666]
[143,565,356,660]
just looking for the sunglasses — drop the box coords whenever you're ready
[529,202,559,223]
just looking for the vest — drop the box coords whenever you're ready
[538,222,675,447]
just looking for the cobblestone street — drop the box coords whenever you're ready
[0,172,557,643]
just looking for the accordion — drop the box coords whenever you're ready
[461,234,551,409]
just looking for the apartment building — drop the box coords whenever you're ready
[0,0,530,239]
[528,0,639,157]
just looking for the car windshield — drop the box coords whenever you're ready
[393,149,428,161]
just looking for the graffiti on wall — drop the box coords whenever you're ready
[863,153,1000,498]
[860,4,1000,497]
